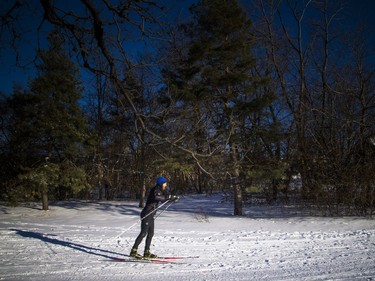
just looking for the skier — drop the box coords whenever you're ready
[130,176,178,259]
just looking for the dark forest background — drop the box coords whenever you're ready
[0,0,374,216]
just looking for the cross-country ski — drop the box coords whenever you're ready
[105,254,199,264]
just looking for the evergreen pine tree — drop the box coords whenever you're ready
[164,0,271,215]
[7,32,90,209]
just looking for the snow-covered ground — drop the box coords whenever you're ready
[1,194,374,281]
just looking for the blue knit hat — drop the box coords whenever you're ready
[156,177,168,185]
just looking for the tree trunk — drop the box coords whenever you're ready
[139,143,146,208]
[97,160,104,200]
[139,173,146,208]
[233,176,242,216]
[42,190,49,211]
[231,143,242,216]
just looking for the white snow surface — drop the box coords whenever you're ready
[1,194,374,281]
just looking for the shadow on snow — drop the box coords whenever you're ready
[11,229,127,261]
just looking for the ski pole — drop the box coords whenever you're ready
[139,199,171,222]
[114,200,171,240]
[154,200,175,220]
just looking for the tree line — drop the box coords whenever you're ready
[0,0,374,216]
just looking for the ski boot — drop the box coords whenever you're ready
[143,249,157,259]
[130,248,142,259]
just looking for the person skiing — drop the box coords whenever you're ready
[130,176,178,259]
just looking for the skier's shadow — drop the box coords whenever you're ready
[11,229,127,260]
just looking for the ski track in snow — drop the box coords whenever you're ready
[1,194,375,281]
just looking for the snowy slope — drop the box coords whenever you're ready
[1,194,374,281]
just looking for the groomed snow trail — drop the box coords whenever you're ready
[1,194,374,281]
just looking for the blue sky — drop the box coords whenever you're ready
[0,0,374,96]
[0,0,195,96]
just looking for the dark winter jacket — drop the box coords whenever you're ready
[140,184,170,219]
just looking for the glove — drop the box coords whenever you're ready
[169,195,179,202]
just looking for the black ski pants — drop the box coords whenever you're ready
[132,214,154,251]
